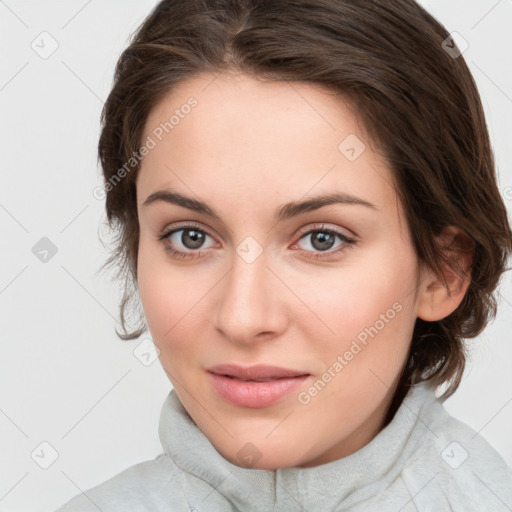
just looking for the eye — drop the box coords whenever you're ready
[292,224,356,259]
[157,224,216,259]
[157,222,356,261]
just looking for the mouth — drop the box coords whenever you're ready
[207,363,310,380]
[220,375,300,382]
[206,364,311,408]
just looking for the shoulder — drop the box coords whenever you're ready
[54,454,188,511]
[399,394,512,511]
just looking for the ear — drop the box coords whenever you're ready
[416,226,474,322]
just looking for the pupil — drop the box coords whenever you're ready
[183,229,204,249]
[180,230,335,251]
[312,232,334,251]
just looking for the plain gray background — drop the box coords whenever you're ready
[1,1,511,511]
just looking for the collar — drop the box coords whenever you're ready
[158,381,437,510]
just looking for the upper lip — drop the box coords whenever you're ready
[207,364,310,381]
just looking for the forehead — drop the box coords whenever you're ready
[142,71,364,151]
[137,71,397,215]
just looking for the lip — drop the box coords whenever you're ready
[207,364,311,408]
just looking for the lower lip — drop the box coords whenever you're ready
[208,372,310,408]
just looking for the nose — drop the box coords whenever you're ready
[212,247,288,345]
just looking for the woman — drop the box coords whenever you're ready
[56,0,512,510]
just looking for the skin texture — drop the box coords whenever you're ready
[135,71,470,469]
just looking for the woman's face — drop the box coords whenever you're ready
[136,71,429,469]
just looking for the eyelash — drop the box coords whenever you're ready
[156,223,356,261]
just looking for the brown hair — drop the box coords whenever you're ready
[97,0,512,419]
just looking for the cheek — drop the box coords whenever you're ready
[137,228,419,375]
[137,238,220,370]
[137,240,193,342]
[301,250,418,366]
[307,262,414,330]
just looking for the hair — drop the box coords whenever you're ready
[97,0,512,422]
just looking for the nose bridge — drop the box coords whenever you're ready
[213,242,284,342]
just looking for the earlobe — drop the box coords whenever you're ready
[416,226,473,322]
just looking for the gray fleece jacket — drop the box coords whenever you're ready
[55,381,512,511]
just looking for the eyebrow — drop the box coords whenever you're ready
[142,189,377,222]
